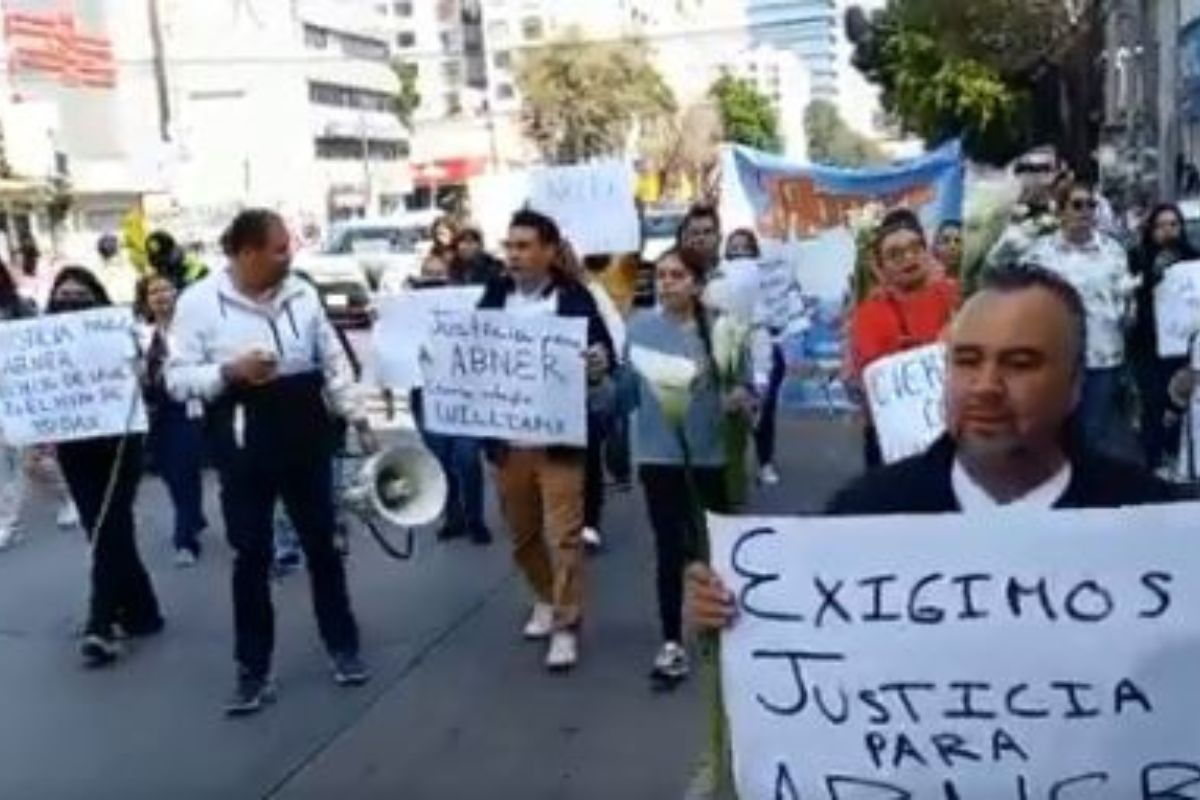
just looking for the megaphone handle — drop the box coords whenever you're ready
[363,518,415,561]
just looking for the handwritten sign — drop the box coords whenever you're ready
[372,286,484,390]
[1155,260,1200,357]
[864,343,946,463]
[527,160,639,256]
[0,308,147,446]
[711,505,1200,799]
[471,161,639,258]
[420,310,587,446]
[756,256,808,335]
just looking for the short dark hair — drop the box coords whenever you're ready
[936,220,963,236]
[873,208,926,259]
[977,263,1088,372]
[1055,176,1096,211]
[509,209,561,246]
[724,228,761,258]
[221,209,285,257]
[677,203,721,247]
[455,227,484,247]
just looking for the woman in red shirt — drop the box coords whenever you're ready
[850,210,960,466]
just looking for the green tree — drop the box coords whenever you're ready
[804,100,887,167]
[847,0,1102,166]
[708,75,782,153]
[391,60,422,129]
[516,32,676,164]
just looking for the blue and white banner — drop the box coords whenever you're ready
[719,142,964,411]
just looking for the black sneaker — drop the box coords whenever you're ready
[331,652,370,687]
[224,671,277,717]
[436,522,466,541]
[80,634,120,668]
[469,525,493,546]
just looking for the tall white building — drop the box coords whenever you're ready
[160,0,410,226]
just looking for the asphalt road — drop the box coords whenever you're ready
[0,413,863,800]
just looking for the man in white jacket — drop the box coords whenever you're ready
[167,209,377,716]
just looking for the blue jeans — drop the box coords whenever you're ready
[1079,367,1139,462]
[149,401,207,553]
[411,390,484,532]
[423,432,485,531]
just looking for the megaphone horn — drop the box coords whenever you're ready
[343,442,448,560]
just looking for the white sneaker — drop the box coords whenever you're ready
[0,526,21,551]
[758,464,781,486]
[651,641,690,681]
[582,527,602,550]
[545,631,578,671]
[57,501,79,529]
[522,603,555,640]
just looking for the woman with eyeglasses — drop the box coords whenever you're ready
[849,209,960,468]
[1128,204,1200,471]
[1025,178,1139,461]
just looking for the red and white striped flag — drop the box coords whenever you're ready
[4,2,115,89]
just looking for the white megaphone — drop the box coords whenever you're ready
[342,440,448,558]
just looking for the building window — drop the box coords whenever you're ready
[521,16,544,41]
[393,1,413,15]
[309,81,397,113]
[496,83,514,100]
[442,60,463,86]
[493,50,511,69]
[338,32,390,62]
[304,24,329,49]
[445,92,462,115]
[396,31,416,48]
[487,20,509,41]
[315,137,408,161]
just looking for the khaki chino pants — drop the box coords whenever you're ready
[494,448,585,629]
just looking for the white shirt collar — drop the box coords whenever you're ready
[951,459,1072,512]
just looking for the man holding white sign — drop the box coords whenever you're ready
[687,265,1184,795]
[468,210,614,672]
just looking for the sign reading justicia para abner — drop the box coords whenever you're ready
[710,505,1200,798]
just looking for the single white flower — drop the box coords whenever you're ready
[630,345,698,426]
[712,315,751,383]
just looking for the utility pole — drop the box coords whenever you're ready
[1156,0,1181,199]
[147,0,172,142]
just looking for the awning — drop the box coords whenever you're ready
[411,158,487,186]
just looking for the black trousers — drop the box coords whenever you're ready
[58,437,161,638]
[754,343,787,467]
[584,415,608,529]
[212,374,359,678]
[639,464,727,643]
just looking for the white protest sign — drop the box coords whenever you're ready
[372,286,484,390]
[1155,260,1200,357]
[0,308,147,446]
[470,161,639,257]
[420,310,588,446]
[756,255,808,334]
[711,505,1200,799]
[527,160,639,256]
[864,343,946,463]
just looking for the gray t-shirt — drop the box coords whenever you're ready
[626,309,740,467]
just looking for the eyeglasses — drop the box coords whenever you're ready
[1068,198,1098,212]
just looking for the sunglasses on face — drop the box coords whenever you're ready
[1015,162,1054,175]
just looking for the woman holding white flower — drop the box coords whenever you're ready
[626,248,755,686]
